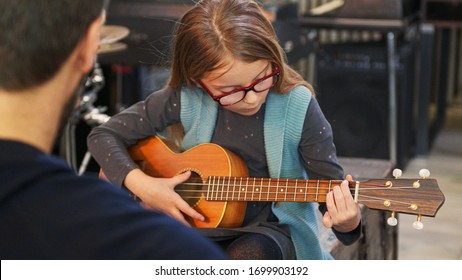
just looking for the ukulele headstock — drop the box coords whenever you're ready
[357,169,445,230]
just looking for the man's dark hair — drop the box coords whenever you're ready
[0,0,109,91]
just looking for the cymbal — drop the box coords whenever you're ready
[100,25,130,45]
[98,42,127,55]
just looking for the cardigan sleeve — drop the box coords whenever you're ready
[87,87,182,186]
[299,97,361,245]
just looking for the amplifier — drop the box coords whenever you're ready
[315,40,417,168]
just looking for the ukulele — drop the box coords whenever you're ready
[121,136,445,229]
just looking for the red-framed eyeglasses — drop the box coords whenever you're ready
[199,64,280,106]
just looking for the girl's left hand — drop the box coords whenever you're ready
[322,174,361,232]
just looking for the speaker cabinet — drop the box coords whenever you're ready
[315,41,416,169]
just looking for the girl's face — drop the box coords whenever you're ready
[200,59,274,116]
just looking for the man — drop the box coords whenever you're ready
[0,0,227,259]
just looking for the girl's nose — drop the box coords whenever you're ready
[243,90,258,104]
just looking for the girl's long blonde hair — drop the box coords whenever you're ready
[167,0,313,94]
[165,0,314,144]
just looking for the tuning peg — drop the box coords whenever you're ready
[419,169,430,179]
[412,215,424,230]
[392,168,402,179]
[387,211,398,226]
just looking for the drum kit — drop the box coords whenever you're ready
[61,25,130,174]
[99,25,130,54]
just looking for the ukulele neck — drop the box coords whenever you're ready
[204,176,347,202]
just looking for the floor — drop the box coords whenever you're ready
[397,99,462,260]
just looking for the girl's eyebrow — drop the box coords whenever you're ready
[215,63,271,90]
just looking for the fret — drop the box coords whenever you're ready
[266,178,270,201]
[315,180,319,202]
[216,176,221,200]
[298,180,305,201]
[210,176,214,200]
[218,176,222,200]
[214,176,220,200]
[252,177,256,201]
[238,177,243,201]
[232,177,237,201]
[225,176,231,201]
[328,180,332,193]
[233,177,238,201]
[206,176,212,200]
[275,178,280,201]
[207,176,211,200]
[210,176,215,200]
[259,178,263,201]
[245,177,250,200]
[304,180,308,202]
[216,176,221,201]
[294,179,298,202]
[215,176,219,200]
[222,176,227,201]
[284,179,288,201]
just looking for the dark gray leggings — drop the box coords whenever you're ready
[215,230,295,260]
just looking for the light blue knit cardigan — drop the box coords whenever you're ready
[180,86,332,260]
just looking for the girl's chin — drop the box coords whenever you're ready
[237,106,260,116]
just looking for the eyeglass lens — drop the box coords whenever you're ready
[219,75,276,105]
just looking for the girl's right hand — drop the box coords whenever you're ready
[124,169,205,226]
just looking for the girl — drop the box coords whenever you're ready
[88,0,361,259]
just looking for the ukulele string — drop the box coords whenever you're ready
[355,194,414,206]
[175,180,417,206]
[173,193,412,207]
[178,181,415,191]
[175,189,414,206]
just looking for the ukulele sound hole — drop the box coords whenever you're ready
[175,171,203,208]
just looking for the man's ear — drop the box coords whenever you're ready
[77,14,105,73]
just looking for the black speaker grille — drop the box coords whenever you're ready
[315,41,416,168]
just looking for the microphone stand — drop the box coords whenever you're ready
[61,63,111,175]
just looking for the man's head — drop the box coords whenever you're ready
[0,0,109,92]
